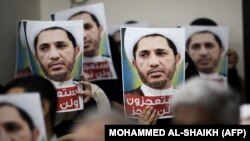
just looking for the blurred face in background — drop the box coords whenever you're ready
[0,105,39,141]
[187,32,224,74]
[70,13,103,57]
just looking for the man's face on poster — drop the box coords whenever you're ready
[133,35,180,89]
[0,105,39,141]
[187,32,224,74]
[35,29,79,82]
[70,13,103,57]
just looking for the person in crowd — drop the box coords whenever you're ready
[227,48,244,96]
[5,74,111,139]
[69,11,107,59]
[0,102,39,141]
[25,20,111,136]
[186,29,226,83]
[57,107,136,141]
[4,75,58,141]
[240,104,250,125]
[189,17,244,95]
[68,10,117,79]
[171,77,240,124]
[124,31,181,96]
[123,28,184,125]
[68,10,122,111]
[32,25,80,83]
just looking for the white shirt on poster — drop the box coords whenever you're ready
[141,84,177,96]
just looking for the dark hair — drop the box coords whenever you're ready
[125,20,138,24]
[186,30,223,50]
[133,34,178,59]
[34,27,77,52]
[4,75,58,127]
[190,17,218,26]
[0,102,35,131]
[0,84,4,94]
[69,11,100,27]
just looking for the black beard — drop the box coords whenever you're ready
[136,64,176,89]
[146,79,168,89]
[138,71,168,89]
[40,63,74,82]
[48,72,68,82]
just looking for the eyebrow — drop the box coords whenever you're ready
[38,41,68,46]
[155,48,168,52]
[54,41,69,45]
[138,50,149,54]
[138,48,168,52]
[38,43,49,48]
[84,22,94,28]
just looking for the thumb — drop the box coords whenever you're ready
[76,90,92,103]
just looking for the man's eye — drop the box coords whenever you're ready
[205,43,214,48]
[56,44,67,49]
[39,46,49,51]
[191,44,200,50]
[139,53,149,58]
[4,122,21,133]
[84,24,92,30]
[156,51,167,56]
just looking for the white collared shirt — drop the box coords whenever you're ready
[84,54,110,62]
[199,72,228,87]
[199,72,226,80]
[50,79,79,88]
[141,84,177,96]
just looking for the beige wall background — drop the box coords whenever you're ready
[41,0,245,81]
[0,0,244,85]
[0,0,40,85]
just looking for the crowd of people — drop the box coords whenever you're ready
[0,3,248,141]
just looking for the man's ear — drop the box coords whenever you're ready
[74,46,80,61]
[32,128,40,141]
[35,52,39,60]
[132,59,137,68]
[175,54,181,65]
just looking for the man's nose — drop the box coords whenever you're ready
[84,31,89,40]
[148,55,160,67]
[199,46,208,55]
[49,46,60,59]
